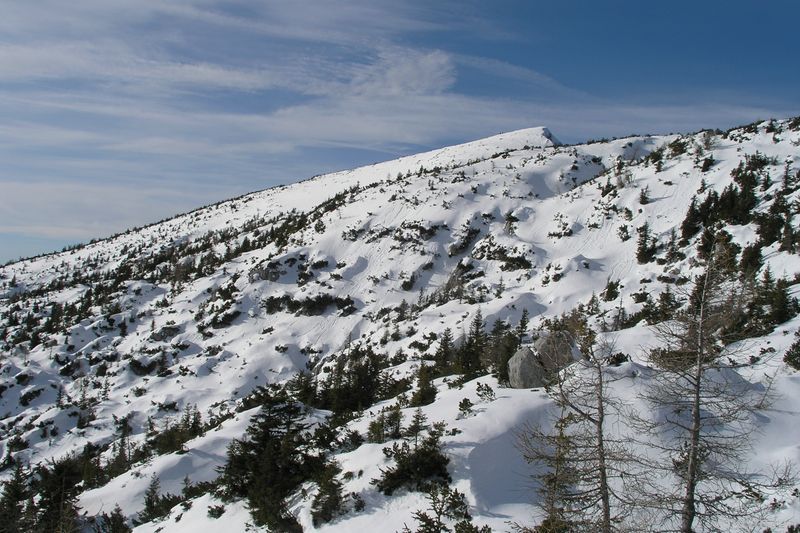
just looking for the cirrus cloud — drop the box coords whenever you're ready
[0,0,795,263]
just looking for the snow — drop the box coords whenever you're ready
[1,118,800,531]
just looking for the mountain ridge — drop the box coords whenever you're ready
[1,125,558,270]
[2,117,800,532]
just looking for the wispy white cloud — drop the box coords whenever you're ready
[0,121,105,147]
[0,180,223,241]
[346,48,456,96]
[452,54,592,100]
[0,0,792,259]
[0,42,283,92]
[161,1,452,44]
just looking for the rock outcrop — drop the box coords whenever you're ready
[508,331,576,388]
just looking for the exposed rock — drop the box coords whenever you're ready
[249,261,285,283]
[149,324,180,342]
[508,347,543,389]
[508,331,577,388]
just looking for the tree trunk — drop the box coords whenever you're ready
[679,363,702,532]
[680,267,711,533]
[595,361,612,533]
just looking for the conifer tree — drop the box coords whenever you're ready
[94,504,131,533]
[137,474,164,524]
[756,193,788,246]
[665,228,683,263]
[638,186,650,205]
[410,364,437,407]
[374,422,451,495]
[457,309,486,377]
[32,457,83,533]
[219,388,321,532]
[739,243,763,279]
[384,404,404,440]
[518,330,632,533]
[634,245,794,532]
[784,330,800,370]
[0,462,31,533]
[768,277,796,326]
[367,412,388,443]
[404,408,429,448]
[697,226,716,260]
[680,197,702,241]
[486,319,519,385]
[516,409,576,533]
[311,462,346,527]
[434,328,455,372]
[636,223,656,264]
[516,309,530,347]
[780,219,796,253]
[402,483,491,533]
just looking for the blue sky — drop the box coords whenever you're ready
[1,0,798,263]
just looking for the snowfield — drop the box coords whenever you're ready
[2,118,800,531]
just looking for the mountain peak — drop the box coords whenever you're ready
[477,125,560,148]
[407,125,560,165]
[314,125,559,187]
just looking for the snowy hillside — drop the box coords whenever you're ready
[2,117,800,532]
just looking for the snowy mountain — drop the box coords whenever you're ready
[2,117,800,532]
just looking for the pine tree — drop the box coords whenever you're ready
[665,228,683,263]
[367,412,387,443]
[404,408,429,448]
[485,319,518,384]
[410,364,437,407]
[43,302,63,334]
[458,398,474,418]
[710,230,741,274]
[602,279,619,302]
[516,309,530,347]
[457,310,486,377]
[517,410,576,533]
[434,328,455,372]
[638,186,650,205]
[768,277,796,326]
[218,388,319,532]
[374,423,451,495]
[137,474,166,524]
[384,404,404,440]
[0,462,31,533]
[94,504,131,532]
[758,194,788,246]
[32,457,83,533]
[762,266,775,295]
[680,197,702,241]
[739,244,763,279]
[696,226,716,260]
[780,219,797,253]
[402,483,491,533]
[397,299,410,321]
[636,223,656,263]
[311,462,346,527]
[784,330,800,370]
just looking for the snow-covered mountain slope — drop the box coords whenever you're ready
[2,117,800,531]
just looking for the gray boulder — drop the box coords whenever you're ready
[150,324,180,342]
[508,331,577,388]
[508,347,545,389]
